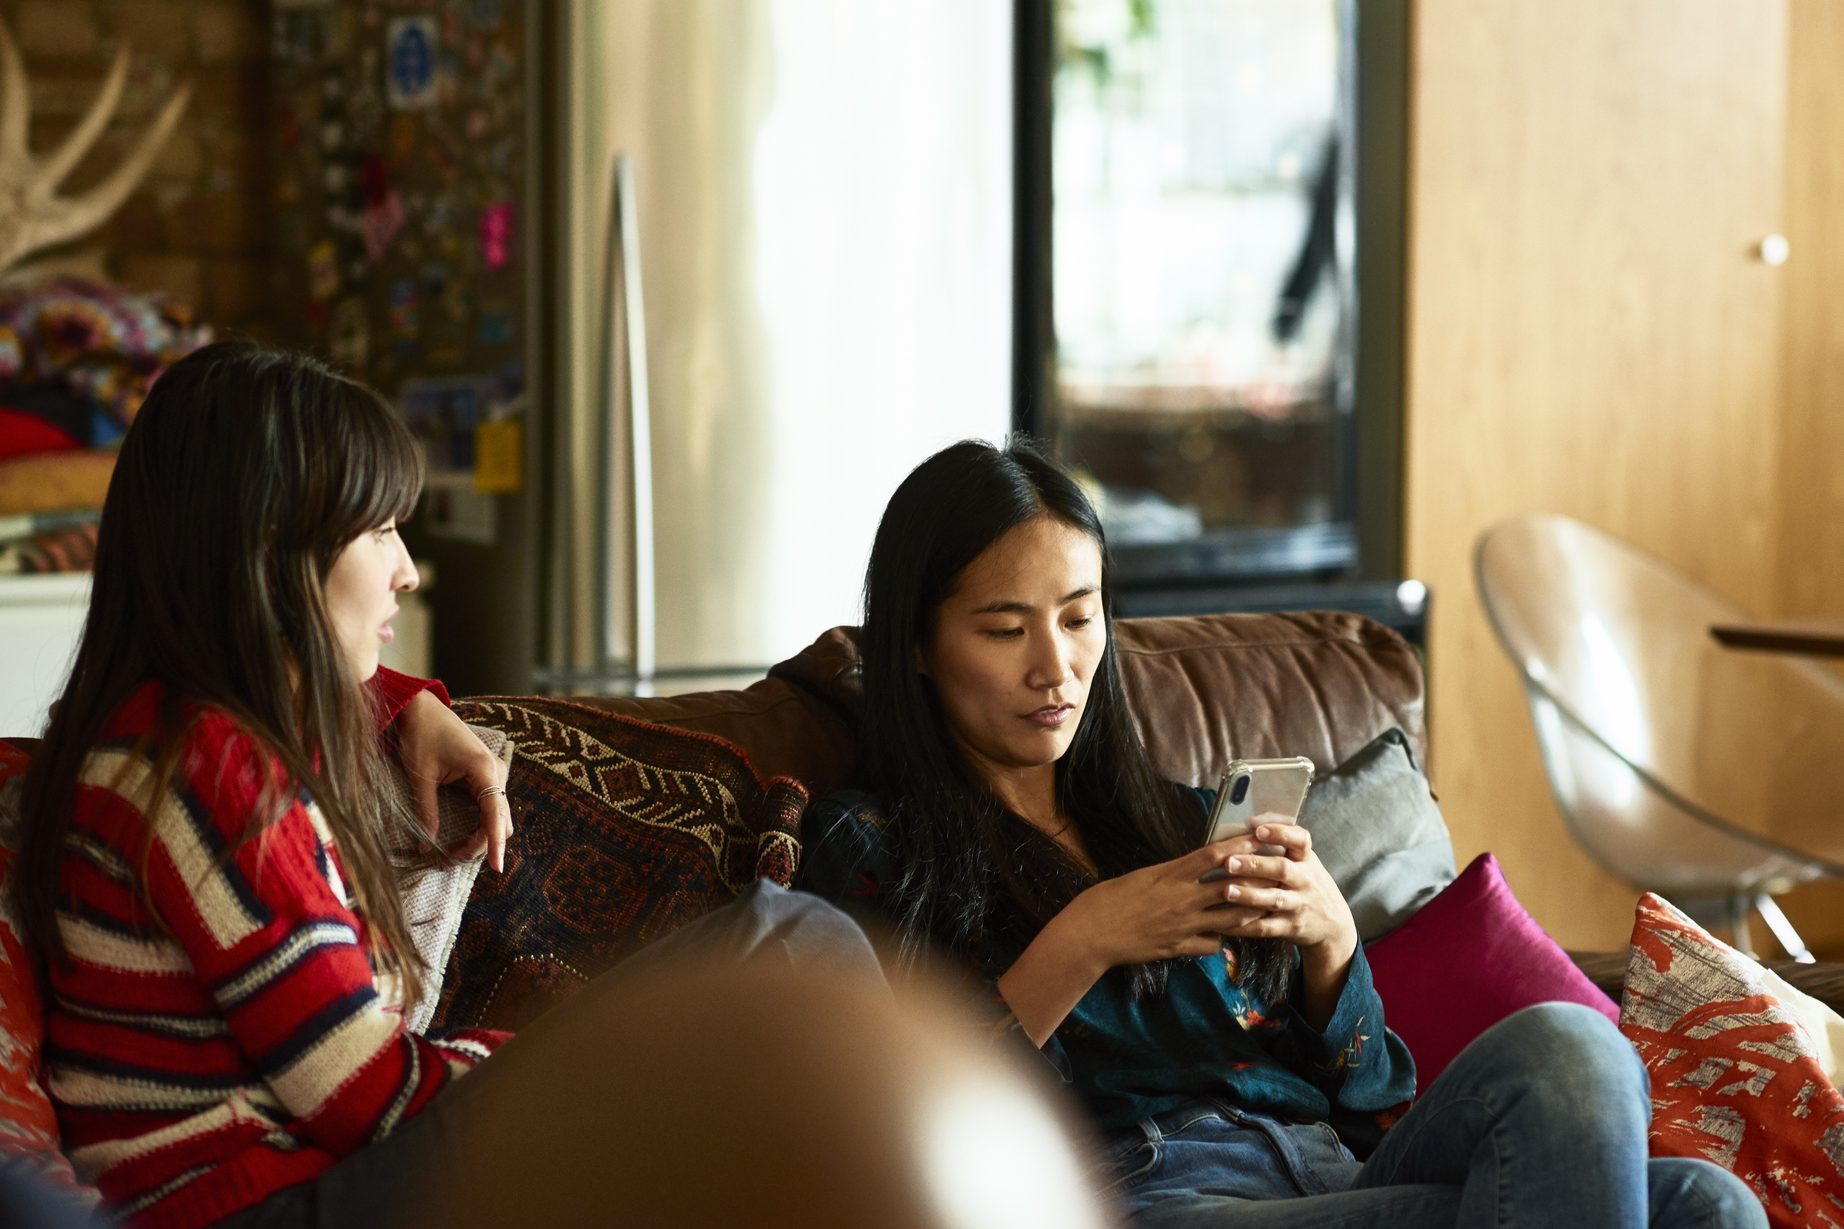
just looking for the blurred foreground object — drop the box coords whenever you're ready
[409,963,1116,1229]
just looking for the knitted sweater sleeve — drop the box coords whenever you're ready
[135,713,506,1155]
[366,667,450,731]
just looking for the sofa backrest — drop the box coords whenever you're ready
[561,610,1427,795]
[1114,611,1426,785]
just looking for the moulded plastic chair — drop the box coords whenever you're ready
[1475,513,1844,961]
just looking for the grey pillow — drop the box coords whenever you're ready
[1298,728,1455,942]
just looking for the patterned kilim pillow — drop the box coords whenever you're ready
[429,699,807,1033]
[1621,892,1844,1228]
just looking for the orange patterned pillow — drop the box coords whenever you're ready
[1620,892,1844,1228]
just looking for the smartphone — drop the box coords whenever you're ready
[1203,756,1316,848]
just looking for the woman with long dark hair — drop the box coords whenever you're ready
[15,343,899,1228]
[799,439,1763,1228]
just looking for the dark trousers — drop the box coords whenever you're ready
[216,881,885,1229]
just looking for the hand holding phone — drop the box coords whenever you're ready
[1201,756,1314,878]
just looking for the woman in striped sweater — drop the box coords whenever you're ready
[11,344,890,1227]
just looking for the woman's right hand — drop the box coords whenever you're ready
[1063,837,1268,973]
[997,837,1268,1045]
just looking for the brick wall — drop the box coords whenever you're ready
[5,0,290,344]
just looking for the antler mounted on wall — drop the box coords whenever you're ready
[0,15,191,278]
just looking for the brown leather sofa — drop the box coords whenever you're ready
[579,611,1423,799]
[567,609,1842,1010]
[4,610,1837,1215]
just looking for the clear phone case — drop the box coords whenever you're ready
[1204,756,1316,846]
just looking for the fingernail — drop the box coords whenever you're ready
[1227,856,1242,871]
[1227,885,1241,900]
[1257,826,1271,839]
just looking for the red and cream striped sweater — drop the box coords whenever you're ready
[44,669,510,1226]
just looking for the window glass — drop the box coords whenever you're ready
[1051,0,1347,553]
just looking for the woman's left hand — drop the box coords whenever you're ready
[395,689,512,872]
[1215,818,1357,970]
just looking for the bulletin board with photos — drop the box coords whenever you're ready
[270,0,527,514]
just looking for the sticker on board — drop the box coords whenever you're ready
[474,416,522,495]
[478,306,511,345]
[387,17,438,110]
[479,201,513,270]
[329,298,371,373]
[389,279,422,348]
[362,192,406,262]
[307,241,340,302]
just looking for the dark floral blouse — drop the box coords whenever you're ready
[796,789,1416,1153]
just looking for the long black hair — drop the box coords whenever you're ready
[19,342,431,1005]
[859,439,1289,1001]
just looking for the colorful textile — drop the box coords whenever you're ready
[1363,852,1618,1096]
[796,790,1416,1153]
[430,698,806,1033]
[0,278,212,430]
[0,739,98,1204]
[1621,891,1844,1228]
[0,523,99,574]
[43,670,508,1228]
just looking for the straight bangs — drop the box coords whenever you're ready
[316,380,424,558]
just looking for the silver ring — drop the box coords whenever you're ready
[476,785,507,801]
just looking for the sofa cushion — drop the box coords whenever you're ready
[0,740,94,1201]
[1621,892,1844,1228]
[430,699,807,1033]
[1364,852,1620,1095]
[1298,728,1455,942]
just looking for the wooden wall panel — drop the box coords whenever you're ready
[1771,0,1844,956]
[10,0,282,341]
[1403,0,1789,950]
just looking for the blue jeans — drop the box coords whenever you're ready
[1108,1002,1765,1228]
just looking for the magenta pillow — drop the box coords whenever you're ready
[1364,852,1619,1095]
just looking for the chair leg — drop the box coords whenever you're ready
[1752,894,1817,964]
[1728,894,1756,958]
